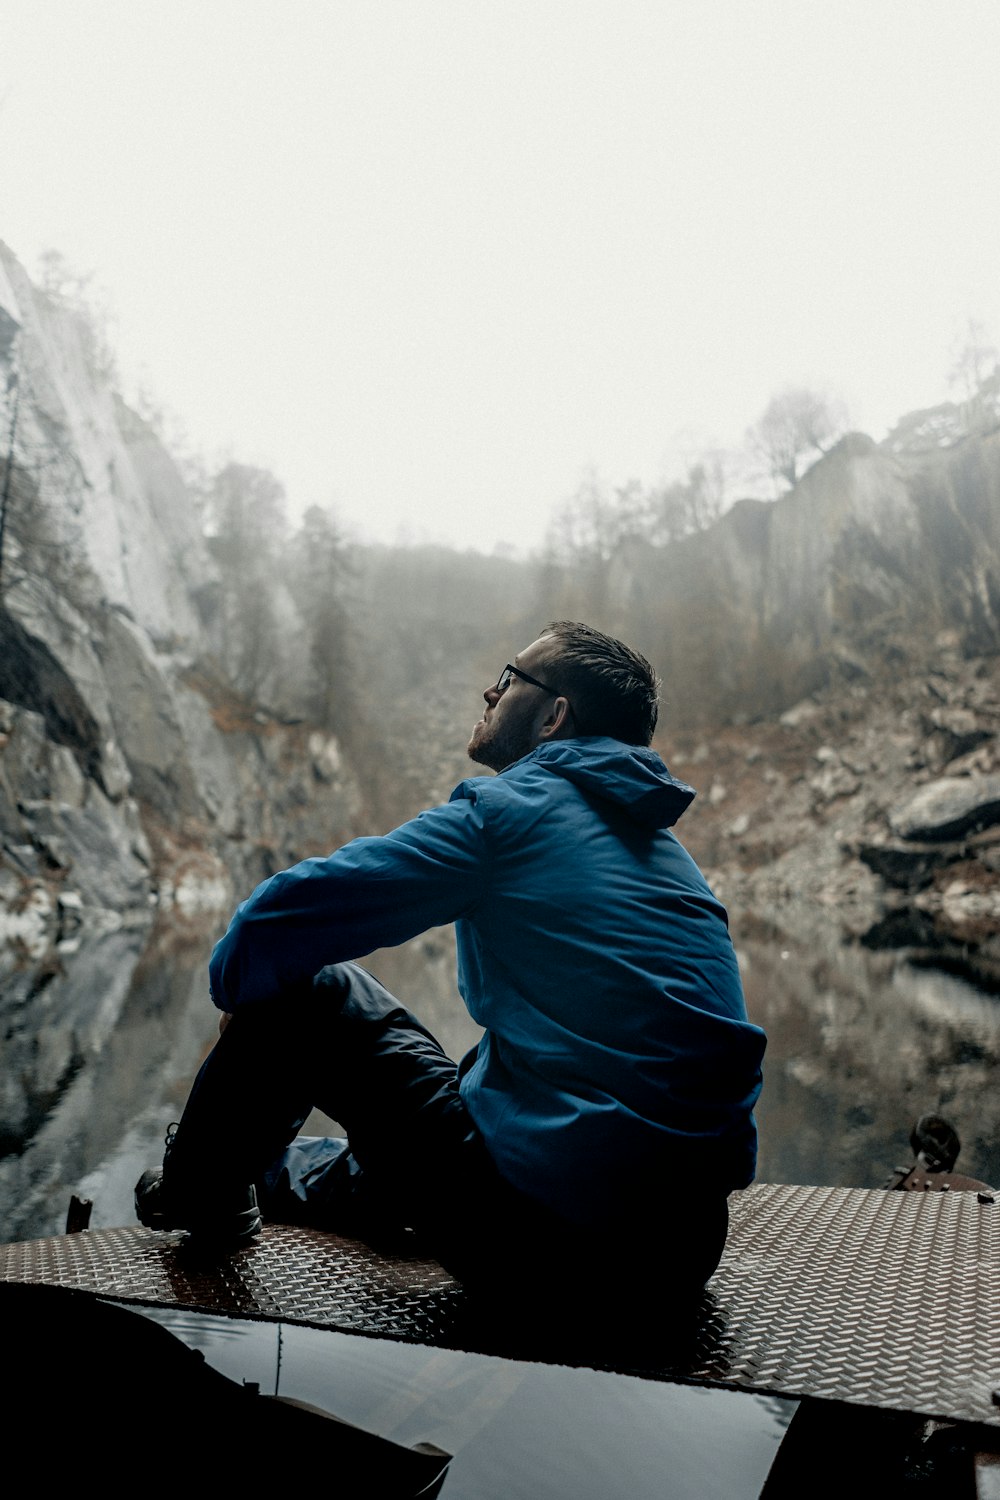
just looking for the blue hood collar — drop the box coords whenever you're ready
[511,737,695,829]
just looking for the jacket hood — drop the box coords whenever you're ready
[515,736,695,829]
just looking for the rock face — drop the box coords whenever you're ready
[615,429,1000,728]
[672,648,1000,990]
[0,243,363,958]
[1,256,209,644]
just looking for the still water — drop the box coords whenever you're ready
[3,910,997,1242]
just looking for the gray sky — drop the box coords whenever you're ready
[2,1,998,552]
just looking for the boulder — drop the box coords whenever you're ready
[889,775,1000,842]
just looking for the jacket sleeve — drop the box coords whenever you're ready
[208,792,491,1010]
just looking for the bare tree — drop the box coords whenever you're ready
[207,463,289,699]
[652,456,730,541]
[545,470,621,566]
[291,504,356,731]
[949,319,1000,432]
[950,319,998,399]
[750,386,847,491]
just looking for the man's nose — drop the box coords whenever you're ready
[483,685,501,707]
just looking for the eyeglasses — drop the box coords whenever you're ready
[494,663,559,696]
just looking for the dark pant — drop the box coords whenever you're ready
[168,963,728,1323]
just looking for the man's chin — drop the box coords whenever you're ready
[467,734,492,769]
[467,726,502,771]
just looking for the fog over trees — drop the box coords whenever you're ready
[3,250,999,773]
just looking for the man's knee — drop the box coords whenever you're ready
[313,962,417,1031]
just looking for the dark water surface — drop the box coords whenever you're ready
[133,1305,792,1500]
[740,928,1000,1191]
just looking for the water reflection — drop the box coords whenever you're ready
[1,913,998,1244]
[0,920,221,1240]
[0,921,482,1243]
[742,930,1000,1192]
[133,1306,792,1500]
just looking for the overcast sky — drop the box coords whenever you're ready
[2,2,999,553]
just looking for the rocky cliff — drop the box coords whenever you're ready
[0,244,363,972]
[613,429,1000,727]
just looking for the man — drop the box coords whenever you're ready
[136,622,765,1320]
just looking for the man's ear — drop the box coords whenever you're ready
[536,695,574,742]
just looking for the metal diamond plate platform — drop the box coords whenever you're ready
[3,1182,998,1426]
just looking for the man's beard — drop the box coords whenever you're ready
[467,711,535,773]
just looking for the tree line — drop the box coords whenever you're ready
[3,248,999,800]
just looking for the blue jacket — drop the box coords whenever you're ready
[209,737,765,1226]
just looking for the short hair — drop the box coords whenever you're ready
[540,621,660,745]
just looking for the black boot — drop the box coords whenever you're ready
[134,1124,262,1247]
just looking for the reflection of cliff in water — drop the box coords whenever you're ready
[860,906,1000,998]
[2,913,998,1245]
[0,921,481,1245]
[744,922,1000,1193]
[0,921,223,1242]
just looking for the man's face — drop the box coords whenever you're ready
[467,636,559,772]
